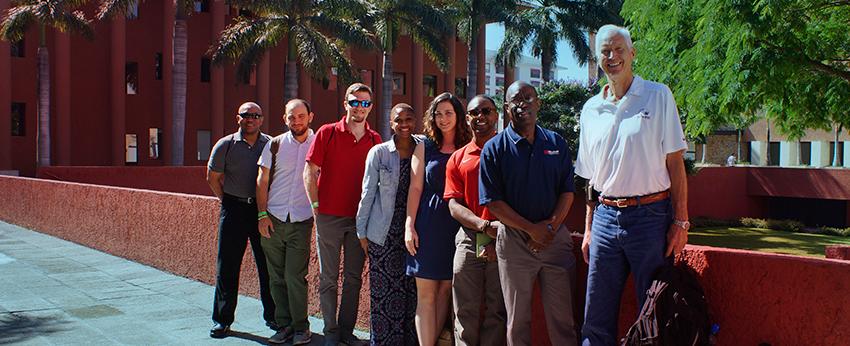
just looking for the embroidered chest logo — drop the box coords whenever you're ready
[638,108,651,119]
[543,150,560,156]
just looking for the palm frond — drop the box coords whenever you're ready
[396,0,451,35]
[407,23,449,71]
[233,19,288,77]
[0,5,37,41]
[55,10,94,40]
[318,0,369,20]
[225,0,287,16]
[328,41,359,85]
[292,24,335,80]
[209,17,283,64]
[96,0,136,20]
[558,17,592,64]
[307,13,375,50]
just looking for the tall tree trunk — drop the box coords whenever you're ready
[170,11,188,166]
[466,21,479,98]
[833,124,843,166]
[284,36,298,102]
[737,129,742,161]
[701,142,706,163]
[37,44,51,167]
[380,50,393,139]
[541,49,554,82]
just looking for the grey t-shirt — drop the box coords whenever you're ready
[207,131,271,198]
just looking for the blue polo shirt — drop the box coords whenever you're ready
[479,124,574,223]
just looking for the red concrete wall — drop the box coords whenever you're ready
[2,175,849,345]
[687,167,767,221]
[37,166,212,196]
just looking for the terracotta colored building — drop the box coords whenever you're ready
[0,0,487,176]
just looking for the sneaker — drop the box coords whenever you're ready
[209,323,230,338]
[268,327,294,344]
[340,336,366,346]
[292,330,312,345]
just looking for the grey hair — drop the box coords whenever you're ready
[595,24,634,59]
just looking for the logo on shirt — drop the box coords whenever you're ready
[543,150,560,156]
[461,157,475,164]
[639,108,651,119]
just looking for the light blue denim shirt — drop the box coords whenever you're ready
[356,135,422,246]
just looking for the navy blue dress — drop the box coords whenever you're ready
[406,138,460,280]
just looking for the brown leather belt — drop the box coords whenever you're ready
[599,190,670,208]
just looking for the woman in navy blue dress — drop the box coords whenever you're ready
[405,92,472,345]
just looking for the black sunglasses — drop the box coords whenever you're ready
[239,112,263,119]
[468,108,494,117]
[347,99,372,108]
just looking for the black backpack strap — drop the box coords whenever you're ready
[222,134,237,170]
[268,136,282,191]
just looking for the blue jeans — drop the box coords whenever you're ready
[581,199,671,346]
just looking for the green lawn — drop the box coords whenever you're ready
[689,227,850,258]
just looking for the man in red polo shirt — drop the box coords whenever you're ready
[304,83,381,346]
[445,94,507,345]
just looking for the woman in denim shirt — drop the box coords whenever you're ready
[356,103,420,345]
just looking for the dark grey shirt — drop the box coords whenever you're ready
[207,130,271,198]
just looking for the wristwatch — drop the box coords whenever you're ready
[673,219,691,230]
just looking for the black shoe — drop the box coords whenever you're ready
[266,320,281,331]
[210,323,230,338]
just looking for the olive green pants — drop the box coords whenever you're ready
[260,214,313,331]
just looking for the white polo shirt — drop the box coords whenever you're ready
[258,129,315,222]
[575,76,687,198]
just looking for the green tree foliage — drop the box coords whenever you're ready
[536,81,597,158]
[623,0,850,140]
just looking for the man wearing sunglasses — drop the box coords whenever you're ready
[445,95,507,345]
[304,83,382,346]
[207,102,276,338]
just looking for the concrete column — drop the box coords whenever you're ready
[588,32,598,84]
[412,44,423,130]
[110,16,126,166]
[750,141,768,166]
[811,141,831,167]
[444,33,456,94]
[210,0,225,140]
[161,0,174,164]
[779,141,799,167]
[257,53,270,133]
[843,142,850,168]
[476,25,486,95]
[0,0,10,170]
[55,31,71,165]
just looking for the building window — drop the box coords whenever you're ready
[392,73,405,95]
[423,75,437,98]
[127,0,139,19]
[495,77,504,87]
[768,141,780,166]
[11,102,25,136]
[530,68,541,79]
[485,74,490,85]
[485,63,490,72]
[200,58,211,83]
[11,39,24,58]
[485,88,490,95]
[149,128,161,159]
[495,62,504,74]
[154,53,163,80]
[194,0,210,13]
[800,142,811,166]
[126,62,139,94]
[125,134,138,164]
[531,80,540,87]
[197,130,212,161]
[829,141,844,166]
[455,78,467,99]
[238,68,256,85]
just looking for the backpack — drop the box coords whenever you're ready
[622,262,712,346]
[267,136,282,190]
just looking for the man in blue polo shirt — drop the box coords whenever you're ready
[480,81,577,346]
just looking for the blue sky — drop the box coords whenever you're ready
[485,23,589,84]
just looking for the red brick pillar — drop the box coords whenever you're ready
[444,33,456,94]
[54,31,72,165]
[109,16,126,166]
[0,0,11,170]
[412,44,423,130]
[161,1,175,164]
[210,0,225,140]
[476,24,486,96]
[257,53,270,134]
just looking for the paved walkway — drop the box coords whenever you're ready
[0,221,367,345]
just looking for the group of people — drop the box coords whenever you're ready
[203,24,690,346]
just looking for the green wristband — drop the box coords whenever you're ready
[257,211,269,218]
[311,201,319,209]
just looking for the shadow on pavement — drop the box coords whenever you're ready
[228,329,332,345]
[0,312,73,344]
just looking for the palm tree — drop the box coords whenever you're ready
[360,0,452,139]
[207,0,374,103]
[498,0,613,82]
[1,0,94,167]
[99,0,193,165]
[449,0,515,98]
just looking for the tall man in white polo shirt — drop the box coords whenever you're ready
[256,99,316,345]
[575,25,690,346]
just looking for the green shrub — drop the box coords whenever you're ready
[740,218,804,232]
[691,217,740,228]
[819,227,850,237]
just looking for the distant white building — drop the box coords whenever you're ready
[482,49,568,97]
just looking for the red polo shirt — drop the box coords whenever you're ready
[444,140,494,221]
[306,117,382,217]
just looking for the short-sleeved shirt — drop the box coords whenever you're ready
[574,76,688,198]
[258,129,315,222]
[306,117,382,217]
[479,124,575,223]
[208,130,270,198]
[444,140,494,221]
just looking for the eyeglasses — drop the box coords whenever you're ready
[239,112,263,119]
[468,108,494,117]
[347,99,372,108]
[507,95,537,106]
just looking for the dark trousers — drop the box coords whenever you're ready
[212,195,276,326]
